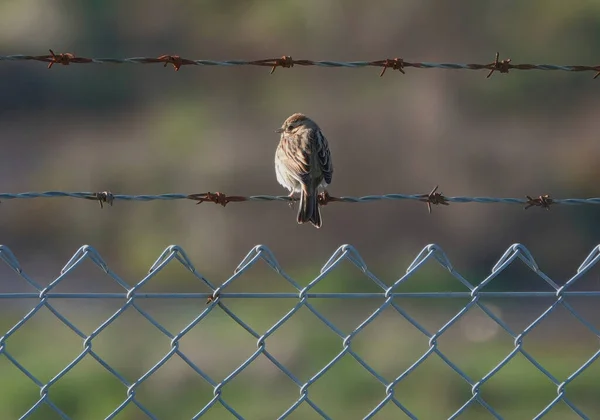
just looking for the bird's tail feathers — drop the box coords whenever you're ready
[297,184,322,228]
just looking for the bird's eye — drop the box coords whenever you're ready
[286,125,294,131]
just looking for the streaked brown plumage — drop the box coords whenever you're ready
[275,113,333,228]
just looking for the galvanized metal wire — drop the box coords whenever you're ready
[0,243,599,419]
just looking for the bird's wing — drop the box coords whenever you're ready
[315,132,333,185]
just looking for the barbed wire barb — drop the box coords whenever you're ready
[268,55,294,74]
[379,58,405,76]
[524,194,553,210]
[47,49,73,68]
[89,191,114,208]
[43,49,92,69]
[418,185,449,213]
[156,55,195,71]
[188,192,246,206]
[486,52,511,78]
[317,191,338,206]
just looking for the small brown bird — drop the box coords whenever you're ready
[275,113,333,228]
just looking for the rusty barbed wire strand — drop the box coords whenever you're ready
[3,51,600,78]
[0,190,597,211]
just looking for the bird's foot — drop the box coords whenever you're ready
[288,191,296,209]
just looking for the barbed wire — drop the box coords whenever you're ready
[2,50,600,78]
[0,189,595,212]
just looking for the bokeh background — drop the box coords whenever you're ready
[1,0,600,418]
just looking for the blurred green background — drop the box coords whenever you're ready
[1,0,600,418]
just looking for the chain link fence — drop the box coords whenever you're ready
[0,243,599,419]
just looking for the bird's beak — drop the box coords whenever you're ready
[275,128,284,133]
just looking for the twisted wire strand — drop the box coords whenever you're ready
[0,191,595,211]
[1,51,599,78]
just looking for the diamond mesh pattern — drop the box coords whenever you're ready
[0,243,599,419]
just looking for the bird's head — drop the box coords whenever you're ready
[275,113,313,134]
